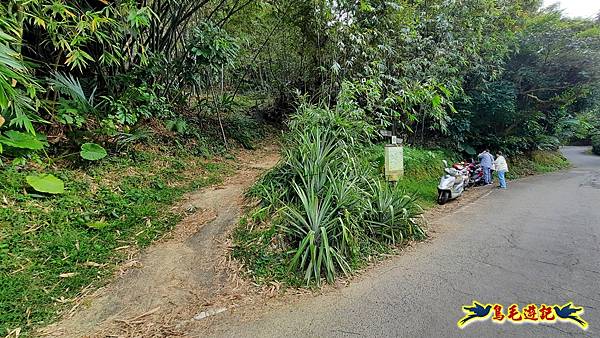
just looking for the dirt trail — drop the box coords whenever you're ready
[39,141,497,337]
[39,143,280,338]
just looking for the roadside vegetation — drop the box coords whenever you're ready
[233,120,570,288]
[1,0,600,335]
[508,151,570,178]
[235,90,435,286]
[585,115,600,155]
[233,140,452,287]
[0,144,241,332]
[594,137,600,155]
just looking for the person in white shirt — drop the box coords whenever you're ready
[494,151,509,189]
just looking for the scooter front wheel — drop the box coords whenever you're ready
[437,191,450,205]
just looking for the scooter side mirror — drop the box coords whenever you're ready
[442,160,448,168]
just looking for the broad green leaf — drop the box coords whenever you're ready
[0,130,44,150]
[26,174,65,194]
[80,143,107,161]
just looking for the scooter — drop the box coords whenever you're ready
[465,161,484,187]
[452,161,472,188]
[437,160,467,205]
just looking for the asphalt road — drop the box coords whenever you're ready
[210,146,600,337]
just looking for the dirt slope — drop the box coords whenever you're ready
[39,143,280,338]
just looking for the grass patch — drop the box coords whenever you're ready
[507,150,570,179]
[232,218,303,287]
[0,147,234,335]
[362,145,459,208]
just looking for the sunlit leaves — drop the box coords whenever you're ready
[26,174,64,194]
[0,130,44,150]
[127,7,152,30]
[65,49,95,70]
[19,0,151,71]
[0,12,42,134]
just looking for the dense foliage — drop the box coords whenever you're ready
[0,0,266,160]
[1,1,599,158]
[456,9,600,154]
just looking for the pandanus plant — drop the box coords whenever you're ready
[267,114,427,285]
[364,180,425,245]
[280,126,356,284]
[282,180,351,285]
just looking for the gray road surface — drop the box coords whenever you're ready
[210,146,600,337]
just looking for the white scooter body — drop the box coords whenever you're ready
[437,160,467,204]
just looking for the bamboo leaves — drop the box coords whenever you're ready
[0,13,41,134]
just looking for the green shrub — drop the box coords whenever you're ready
[236,101,425,286]
[507,150,570,178]
[364,180,425,245]
[223,113,265,149]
